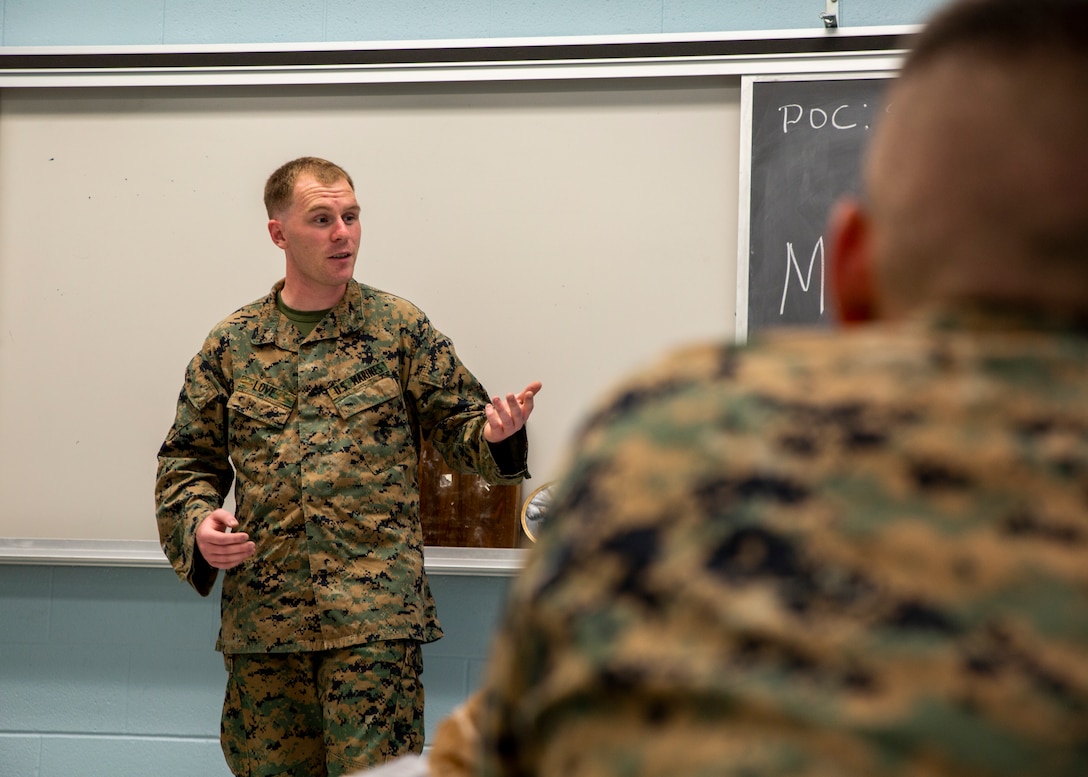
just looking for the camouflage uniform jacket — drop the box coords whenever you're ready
[156,279,527,654]
[479,308,1088,777]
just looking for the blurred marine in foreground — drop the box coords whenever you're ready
[474,0,1088,774]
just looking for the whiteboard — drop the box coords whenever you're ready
[0,78,740,551]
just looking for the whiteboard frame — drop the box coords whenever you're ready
[0,28,912,570]
[0,27,913,88]
[735,69,900,343]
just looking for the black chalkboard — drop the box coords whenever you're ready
[740,74,894,340]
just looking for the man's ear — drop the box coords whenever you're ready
[828,198,878,325]
[268,219,287,249]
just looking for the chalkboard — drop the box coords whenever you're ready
[738,73,895,340]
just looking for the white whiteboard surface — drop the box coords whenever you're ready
[0,78,740,548]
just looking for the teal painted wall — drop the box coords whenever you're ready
[0,564,512,775]
[0,0,946,46]
[0,1,950,775]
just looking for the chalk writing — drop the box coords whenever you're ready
[778,103,867,133]
[780,236,825,316]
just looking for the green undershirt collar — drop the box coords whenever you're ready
[276,292,332,338]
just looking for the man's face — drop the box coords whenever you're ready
[268,173,361,308]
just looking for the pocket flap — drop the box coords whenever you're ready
[228,378,295,427]
[331,375,402,419]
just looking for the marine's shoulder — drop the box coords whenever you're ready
[207,288,274,330]
[188,292,275,353]
[354,282,425,316]
[582,327,913,428]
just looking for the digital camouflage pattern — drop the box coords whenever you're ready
[156,279,527,653]
[478,308,1088,777]
[222,641,424,776]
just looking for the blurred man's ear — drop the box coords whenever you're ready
[828,198,878,325]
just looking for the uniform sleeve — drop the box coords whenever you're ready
[405,315,529,484]
[487,432,529,479]
[154,343,234,596]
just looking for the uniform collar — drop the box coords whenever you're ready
[252,279,367,348]
[917,302,1088,336]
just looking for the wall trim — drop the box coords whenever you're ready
[0,27,914,87]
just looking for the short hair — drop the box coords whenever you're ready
[903,0,1088,75]
[862,0,1088,316]
[263,157,355,218]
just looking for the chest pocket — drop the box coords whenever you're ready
[228,378,296,429]
[226,379,297,481]
[330,374,414,474]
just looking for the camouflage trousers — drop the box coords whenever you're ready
[221,640,425,777]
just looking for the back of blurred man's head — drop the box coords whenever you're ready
[830,0,1088,324]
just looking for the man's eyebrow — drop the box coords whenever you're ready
[304,203,360,214]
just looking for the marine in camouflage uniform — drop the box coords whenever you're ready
[157,279,524,651]
[478,314,1088,777]
[155,157,538,776]
[476,1,1088,774]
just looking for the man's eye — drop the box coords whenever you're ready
[344,214,358,224]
